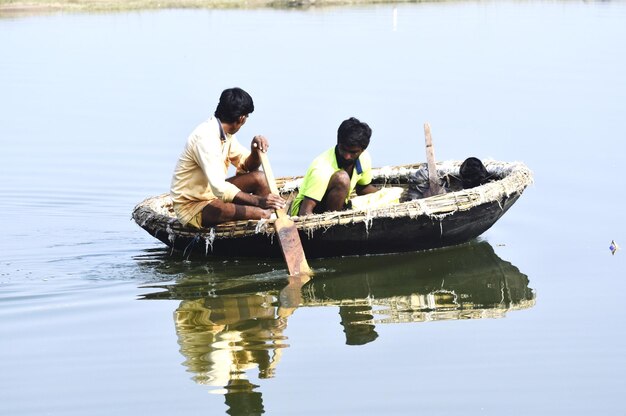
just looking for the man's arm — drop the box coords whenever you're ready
[355,183,378,196]
[297,197,319,216]
[195,132,242,202]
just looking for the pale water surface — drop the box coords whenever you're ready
[1,2,625,415]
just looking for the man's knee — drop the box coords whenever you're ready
[229,170,268,194]
[201,200,230,226]
[250,170,270,194]
[239,170,260,179]
[328,170,350,191]
[250,170,267,185]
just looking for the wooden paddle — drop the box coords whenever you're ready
[259,151,312,276]
[424,122,444,196]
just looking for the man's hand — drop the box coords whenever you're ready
[251,135,269,153]
[245,136,269,172]
[259,193,286,211]
[233,191,285,211]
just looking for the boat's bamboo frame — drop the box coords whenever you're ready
[132,160,533,246]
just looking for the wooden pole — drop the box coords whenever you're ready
[424,122,443,196]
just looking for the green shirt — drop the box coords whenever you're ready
[290,146,373,216]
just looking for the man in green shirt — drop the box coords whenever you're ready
[290,117,379,216]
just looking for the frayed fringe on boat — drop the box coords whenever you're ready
[132,160,533,240]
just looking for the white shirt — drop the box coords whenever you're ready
[170,117,250,226]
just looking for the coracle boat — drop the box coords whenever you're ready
[132,160,533,258]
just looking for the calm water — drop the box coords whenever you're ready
[1,2,625,415]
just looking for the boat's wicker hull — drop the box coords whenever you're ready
[132,161,532,258]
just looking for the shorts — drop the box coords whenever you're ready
[173,201,210,229]
[186,210,204,229]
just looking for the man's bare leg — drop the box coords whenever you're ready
[201,171,273,225]
[228,170,271,196]
[201,199,271,225]
[317,170,351,213]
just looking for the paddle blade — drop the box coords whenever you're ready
[274,215,310,276]
[259,150,311,276]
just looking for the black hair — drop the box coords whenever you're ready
[460,157,488,189]
[337,117,372,149]
[214,87,254,123]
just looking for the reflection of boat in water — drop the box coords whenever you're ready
[301,241,535,326]
[139,241,533,412]
[143,241,532,359]
[305,243,535,345]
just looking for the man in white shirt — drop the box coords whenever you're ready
[170,87,285,228]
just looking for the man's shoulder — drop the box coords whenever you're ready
[188,117,220,144]
[194,116,219,134]
[307,147,336,172]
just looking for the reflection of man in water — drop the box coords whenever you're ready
[224,379,264,416]
[174,295,283,415]
[175,294,288,384]
[172,275,308,416]
[165,274,308,415]
[339,306,379,346]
